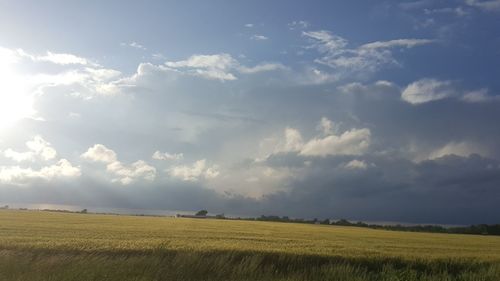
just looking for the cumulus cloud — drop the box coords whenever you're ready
[0,159,81,184]
[107,160,156,185]
[428,141,486,159]
[169,159,219,181]
[273,118,371,157]
[2,136,57,162]
[317,117,337,135]
[152,151,184,161]
[3,149,34,162]
[300,128,371,157]
[303,30,433,75]
[343,159,369,170]
[82,144,156,184]
[283,128,304,152]
[81,144,117,163]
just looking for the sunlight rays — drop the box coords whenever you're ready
[0,48,36,130]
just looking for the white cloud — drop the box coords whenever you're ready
[238,63,287,74]
[298,68,338,85]
[401,79,498,105]
[244,23,254,28]
[81,144,117,163]
[428,142,486,159]
[169,159,219,181]
[107,160,156,185]
[121,41,147,50]
[465,0,500,11]
[26,136,57,161]
[283,128,304,152]
[13,48,94,66]
[164,53,286,81]
[0,136,79,184]
[274,118,371,157]
[3,136,57,162]
[360,39,434,49]
[3,149,34,162]
[36,52,91,65]
[401,79,455,104]
[288,20,310,30]
[82,144,156,185]
[165,54,238,81]
[0,46,121,98]
[0,159,81,184]
[462,89,500,103]
[251,35,268,41]
[317,117,337,135]
[152,151,184,161]
[300,128,371,157]
[344,159,369,170]
[12,48,93,66]
[303,30,348,53]
[337,80,400,99]
[303,30,433,74]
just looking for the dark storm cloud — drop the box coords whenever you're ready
[257,152,500,224]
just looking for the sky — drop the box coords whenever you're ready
[1,0,500,224]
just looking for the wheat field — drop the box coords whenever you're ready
[0,210,499,280]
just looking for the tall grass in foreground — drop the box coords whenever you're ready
[1,248,499,281]
[0,210,499,280]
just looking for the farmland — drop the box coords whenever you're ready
[0,210,499,280]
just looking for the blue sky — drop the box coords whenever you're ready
[1,0,500,224]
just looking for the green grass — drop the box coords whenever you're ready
[0,210,499,280]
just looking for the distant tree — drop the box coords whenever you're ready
[335,219,352,226]
[356,221,368,227]
[195,210,208,216]
[80,209,88,214]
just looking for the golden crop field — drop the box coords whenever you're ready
[0,210,499,281]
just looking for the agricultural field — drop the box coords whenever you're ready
[0,210,499,281]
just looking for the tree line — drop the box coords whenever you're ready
[232,215,500,236]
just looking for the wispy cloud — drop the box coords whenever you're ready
[121,41,147,50]
[164,53,285,81]
[251,34,268,41]
[288,20,310,30]
[303,30,433,76]
[465,0,500,11]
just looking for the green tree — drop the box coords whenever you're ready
[195,210,208,216]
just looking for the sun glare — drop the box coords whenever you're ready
[0,51,35,130]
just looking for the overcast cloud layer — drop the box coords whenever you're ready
[1,0,500,224]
